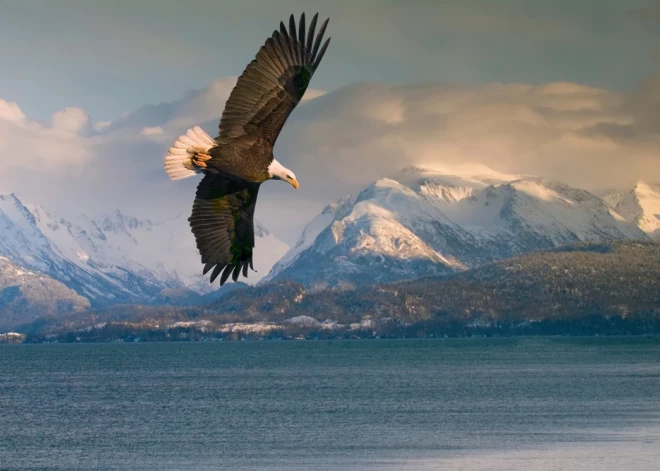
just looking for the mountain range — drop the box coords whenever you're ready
[0,193,288,310]
[23,240,660,342]
[1,164,659,330]
[265,165,658,289]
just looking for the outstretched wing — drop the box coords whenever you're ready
[188,174,261,285]
[217,12,331,146]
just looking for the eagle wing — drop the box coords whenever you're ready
[216,12,331,146]
[188,174,261,285]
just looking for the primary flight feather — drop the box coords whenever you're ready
[164,13,331,286]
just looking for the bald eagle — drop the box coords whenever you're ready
[164,13,331,286]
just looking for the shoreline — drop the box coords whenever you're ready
[5,333,660,345]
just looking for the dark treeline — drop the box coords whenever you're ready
[26,316,660,343]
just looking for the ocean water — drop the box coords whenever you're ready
[1,337,659,470]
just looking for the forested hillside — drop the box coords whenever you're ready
[19,241,660,342]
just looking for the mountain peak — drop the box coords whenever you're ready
[98,209,153,232]
[321,194,354,216]
[0,192,21,204]
[602,182,660,238]
[0,192,40,229]
[266,170,649,289]
[635,180,660,194]
[254,220,270,237]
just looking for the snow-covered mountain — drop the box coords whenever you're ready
[601,182,660,239]
[0,256,90,330]
[263,195,354,284]
[264,165,650,289]
[0,193,288,306]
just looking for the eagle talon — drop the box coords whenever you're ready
[193,153,211,168]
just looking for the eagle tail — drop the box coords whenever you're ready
[164,126,216,181]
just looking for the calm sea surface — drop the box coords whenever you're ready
[1,337,659,471]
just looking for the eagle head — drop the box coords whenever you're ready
[267,159,299,189]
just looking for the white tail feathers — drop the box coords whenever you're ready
[164,126,216,181]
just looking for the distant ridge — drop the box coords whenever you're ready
[0,192,288,308]
[19,240,660,341]
[265,165,650,289]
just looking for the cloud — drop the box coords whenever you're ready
[51,107,92,136]
[274,78,660,199]
[0,100,25,121]
[106,77,326,134]
[140,126,164,136]
[94,121,112,132]
[0,102,91,179]
[1,76,659,244]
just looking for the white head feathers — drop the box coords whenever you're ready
[268,159,296,181]
[267,159,299,189]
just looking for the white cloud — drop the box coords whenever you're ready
[93,120,112,132]
[51,107,91,135]
[278,77,660,192]
[1,76,659,244]
[0,102,90,177]
[105,77,326,135]
[0,99,25,122]
[140,126,164,136]
[300,88,327,102]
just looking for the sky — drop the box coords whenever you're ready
[0,0,659,244]
[2,0,659,121]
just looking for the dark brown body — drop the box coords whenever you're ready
[207,137,273,183]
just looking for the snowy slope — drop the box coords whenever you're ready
[602,182,660,239]
[0,256,90,330]
[265,166,649,288]
[261,195,354,284]
[0,193,288,306]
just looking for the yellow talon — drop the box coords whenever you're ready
[193,153,211,168]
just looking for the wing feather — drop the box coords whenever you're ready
[189,174,261,286]
[279,22,294,67]
[298,13,306,58]
[289,15,300,64]
[305,13,318,60]
[210,264,224,284]
[219,265,233,285]
[313,37,331,69]
[216,13,331,145]
[311,18,329,63]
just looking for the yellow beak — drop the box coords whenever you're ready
[290,178,299,190]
